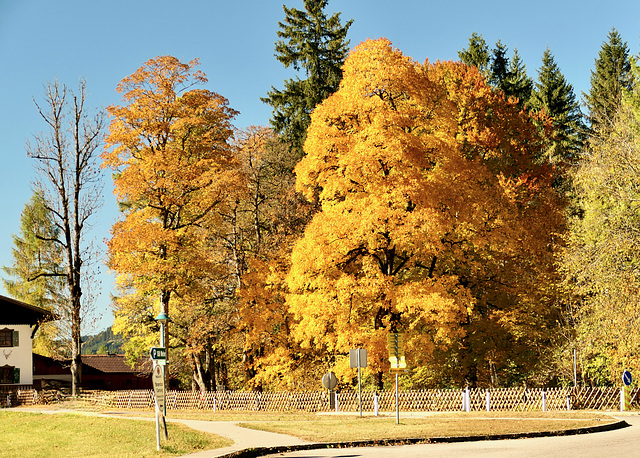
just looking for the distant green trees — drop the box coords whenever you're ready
[82,327,124,355]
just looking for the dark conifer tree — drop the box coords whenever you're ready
[458,32,490,75]
[502,48,533,109]
[529,48,584,164]
[584,28,633,135]
[262,0,352,159]
[489,40,510,92]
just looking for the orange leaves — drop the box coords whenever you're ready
[284,38,566,386]
[103,56,244,378]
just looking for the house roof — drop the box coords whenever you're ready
[33,353,152,375]
[0,294,56,325]
[81,355,152,374]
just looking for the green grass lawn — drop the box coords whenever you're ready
[0,411,232,457]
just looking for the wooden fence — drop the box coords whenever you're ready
[3,386,637,412]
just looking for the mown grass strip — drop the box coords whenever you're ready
[0,411,231,457]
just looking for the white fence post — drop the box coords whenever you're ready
[620,387,624,412]
[486,390,490,412]
[335,391,339,413]
[374,392,379,416]
[542,389,546,412]
[465,388,470,412]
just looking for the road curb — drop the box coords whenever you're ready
[217,419,630,458]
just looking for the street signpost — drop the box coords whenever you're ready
[387,333,407,424]
[150,347,167,365]
[322,372,338,410]
[622,370,632,411]
[350,348,367,417]
[152,364,166,450]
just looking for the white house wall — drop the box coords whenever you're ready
[1,325,33,385]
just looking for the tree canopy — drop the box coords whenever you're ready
[286,38,565,388]
[103,56,242,387]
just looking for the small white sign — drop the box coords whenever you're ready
[349,348,367,368]
[152,365,165,413]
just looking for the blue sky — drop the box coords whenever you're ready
[0,0,638,333]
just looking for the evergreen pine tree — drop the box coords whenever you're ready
[584,28,633,136]
[502,48,533,109]
[529,48,584,164]
[262,0,352,159]
[458,32,490,75]
[489,40,510,92]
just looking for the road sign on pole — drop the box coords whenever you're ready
[150,347,167,365]
[152,364,165,412]
[349,349,367,417]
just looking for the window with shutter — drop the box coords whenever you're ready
[0,365,14,384]
[0,329,11,347]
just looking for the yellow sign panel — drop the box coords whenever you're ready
[387,333,405,357]
[389,368,409,374]
[388,355,407,369]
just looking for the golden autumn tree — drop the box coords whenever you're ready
[287,38,565,389]
[231,126,318,389]
[102,56,242,389]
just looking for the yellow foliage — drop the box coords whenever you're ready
[102,56,243,388]
[285,39,565,388]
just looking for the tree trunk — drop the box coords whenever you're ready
[70,295,82,395]
[192,354,207,392]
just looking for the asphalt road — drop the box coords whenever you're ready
[263,415,640,458]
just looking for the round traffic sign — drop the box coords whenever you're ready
[623,370,632,386]
[322,371,338,390]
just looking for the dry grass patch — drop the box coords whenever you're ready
[238,411,618,443]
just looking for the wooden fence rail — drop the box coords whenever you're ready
[2,387,639,412]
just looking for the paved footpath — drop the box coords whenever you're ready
[173,419,310,457]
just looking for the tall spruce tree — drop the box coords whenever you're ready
[489,40,510,92]
[262,0,352,159]
[529,48,584,164]
[584,28,633,136]
[458,32,490,75]
[502,48,533,109]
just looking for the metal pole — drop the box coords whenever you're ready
[154,378,160,451]
[358,349,362,417]
[159,321,168,440]
[573,349,577,388]
[395,373,399,425]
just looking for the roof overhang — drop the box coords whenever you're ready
[0,294,56,325]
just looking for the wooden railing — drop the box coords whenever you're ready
[3,386,638,412]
